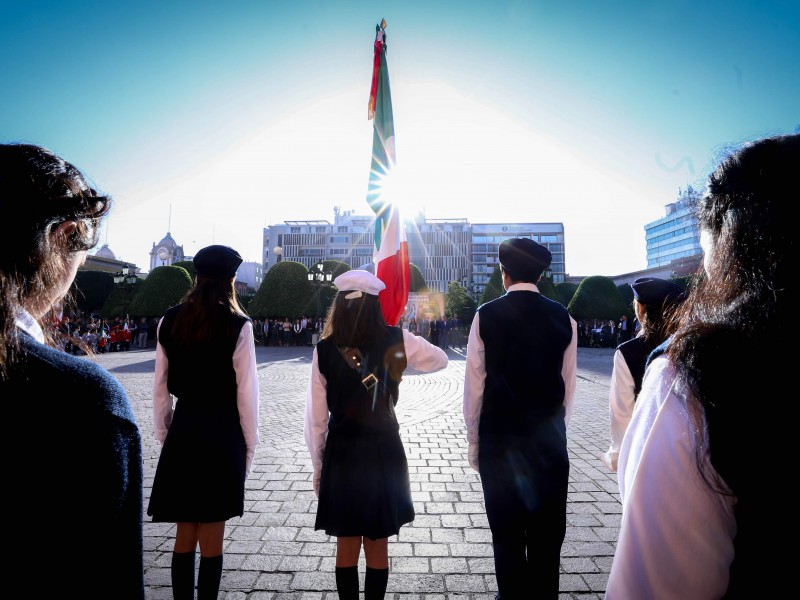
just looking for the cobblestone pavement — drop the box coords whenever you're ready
[97,344,619,599]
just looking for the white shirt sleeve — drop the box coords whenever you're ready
[304,347,329,471]
[561,315,578,428]
[401,328,448,372]
[463,312,486,445]
[152,317,173,444]
[606,356,736,599]
[602,348,636,472]
[234,321,260,472]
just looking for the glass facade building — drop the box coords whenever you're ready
[645,187,702,268]
[263,209,566,296]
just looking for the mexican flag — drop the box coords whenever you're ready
[367,19,409,327]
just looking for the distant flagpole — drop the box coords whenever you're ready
[367,18,409,327]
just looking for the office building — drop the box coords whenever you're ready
[263,208,566,296]
[238,261,264,293]
[645,186,702,269]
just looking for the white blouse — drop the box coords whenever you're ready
[601,346,637,472]
[606,356,736,599]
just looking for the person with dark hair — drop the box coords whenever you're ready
[304,269,447,599]
[463,237,578,598]
[0,143,144,598]
[606,133,798,598]
[148,244,260,600]
[601,276,686,472]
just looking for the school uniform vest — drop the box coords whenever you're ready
[618,336,648,397]
[157,304,247,402]
[477,290,573,441]
[316,326,407,436]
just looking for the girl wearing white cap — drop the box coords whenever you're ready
[304,269,448,599]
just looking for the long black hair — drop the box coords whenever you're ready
[169,275,249,345]
[321,290,388,347]
[667,134,797,493]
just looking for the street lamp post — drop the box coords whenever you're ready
[113,264,138,318]
[307,262,333,317]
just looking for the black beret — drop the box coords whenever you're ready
[631,277,686,306]
[193,245,243,279]
[499,237,552,281]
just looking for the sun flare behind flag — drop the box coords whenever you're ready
[367,19,409,327]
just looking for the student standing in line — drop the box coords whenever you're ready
[606,133,798,598]
[463,237,577,599]
[601,276,686,472]
[148,244,260,600]
[0,143,144,598]
[304,270,447,599]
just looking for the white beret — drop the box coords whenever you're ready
[333,269,386,297]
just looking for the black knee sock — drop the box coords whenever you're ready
[364,566,389,600]
[335,565,359,599]
[197,554,223,600]
[171,551,196,600]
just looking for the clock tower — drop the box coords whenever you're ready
[149,232,185,271]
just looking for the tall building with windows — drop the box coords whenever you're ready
[645,186,702,268]
[237,261,264,293]
[263,208,375,272]
[406,217,472,295]
[263,208,566,296]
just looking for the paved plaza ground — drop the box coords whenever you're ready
[97,344,620,599]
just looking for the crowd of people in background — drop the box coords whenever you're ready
[50,310,636,355]
[399,314,466,350]
[52,312,159,355]
[250,317,325,347]
[577,317,639,349]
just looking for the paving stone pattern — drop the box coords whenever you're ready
[97,345,620,599]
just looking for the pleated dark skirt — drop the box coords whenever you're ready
[315,428,414,539]
[147,397,246,523]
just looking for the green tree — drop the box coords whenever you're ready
[324,259,350,280]
[445,281,473,321]
[567,275,630,321]
[248,260,314,319]
[239,293,255,311]
[537,275,561,303]
[409,262,427,292]
[556,281,580,307]
[479,266,504,305]
[71,270,116,315]
[127,265,193,318]
[309,260,349,318]
[99,279,144,319]
[617,283,634,314]
[172,260,195,279]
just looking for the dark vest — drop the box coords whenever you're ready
[158,303,248,402]
[316,326,407,435]
[477,290,573,440]
[617,336,648,397]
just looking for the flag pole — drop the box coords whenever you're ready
[366,19,410,326]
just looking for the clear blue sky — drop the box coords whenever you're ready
[3,0,798,275]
